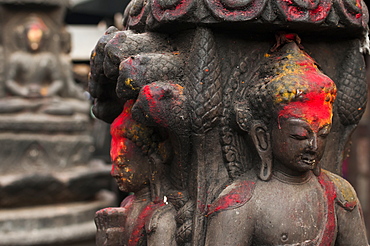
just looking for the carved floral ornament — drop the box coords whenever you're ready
[125,0,368,32]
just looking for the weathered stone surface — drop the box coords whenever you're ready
[0,160,112,207]
[0,133,93,174]
[0,190,116,246]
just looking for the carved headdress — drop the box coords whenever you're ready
[237,39,337,180]
[238,40,337,128]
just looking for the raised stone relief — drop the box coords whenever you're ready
[206,41,368,245]
[96,100,178,245]
[90,0,369,245]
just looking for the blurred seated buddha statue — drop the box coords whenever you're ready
[1,15,89,115]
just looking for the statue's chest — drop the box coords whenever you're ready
[253,179,329,245]
[19,54,53,78]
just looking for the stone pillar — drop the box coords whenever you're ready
[347,54,370,239]
[89,0,370,245]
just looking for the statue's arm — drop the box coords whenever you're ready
[335,202,368,246]
[323,170,369,245]
[205,206,254,246]
[5,54,28,97]
[146,205,177,246]
[95,207,128,246]
[46,78,63,97]
[45,56,64,97]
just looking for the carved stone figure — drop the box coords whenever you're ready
[205,41,368,245]
[1,15,89,115]
[89,0,369,244]
[95,100,178,245]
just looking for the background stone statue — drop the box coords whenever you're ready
[89,0,370,244]
[2,14,89,115]
[0,1,113,245]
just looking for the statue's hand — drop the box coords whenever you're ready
[26,84,42,98]
[95,207,127,246]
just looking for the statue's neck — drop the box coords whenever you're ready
[134,186,151,201]
[272,169,313,184]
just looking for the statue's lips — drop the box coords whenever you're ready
[301,157,316,166]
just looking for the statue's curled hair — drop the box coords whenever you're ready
[237,41,337,130]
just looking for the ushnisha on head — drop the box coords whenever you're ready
[110,99,171,195]
[24,16,49,52]
[237,37,337,181]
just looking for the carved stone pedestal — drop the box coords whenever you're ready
[0,190,115,246]
[0,113,92,175]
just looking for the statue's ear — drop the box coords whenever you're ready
[148,153,164,203]
[250,121,272,181]
[250,121,269,152]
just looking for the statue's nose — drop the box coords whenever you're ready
[110,164,119,177]
[308,135,318,152]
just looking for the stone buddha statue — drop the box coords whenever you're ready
[205,40,368,246]
[1,14,89,115]
[95,99,178,246]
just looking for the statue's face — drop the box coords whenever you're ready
[111,138,150,192]
[271,117,331,176]
[110,100,152,192]
[27,26,43,51]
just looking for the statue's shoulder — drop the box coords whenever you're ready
[9,51,29,61]
[146,203,176,230]
[145,203,177,244]
[207,172,257,216]
[320,169,358,211]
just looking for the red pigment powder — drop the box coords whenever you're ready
[128,202,165,246]
[110,100,135,161]
[207,180,255,216]
[278,91,332,131]
[277,67,335,131]
[317,173,336,245]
